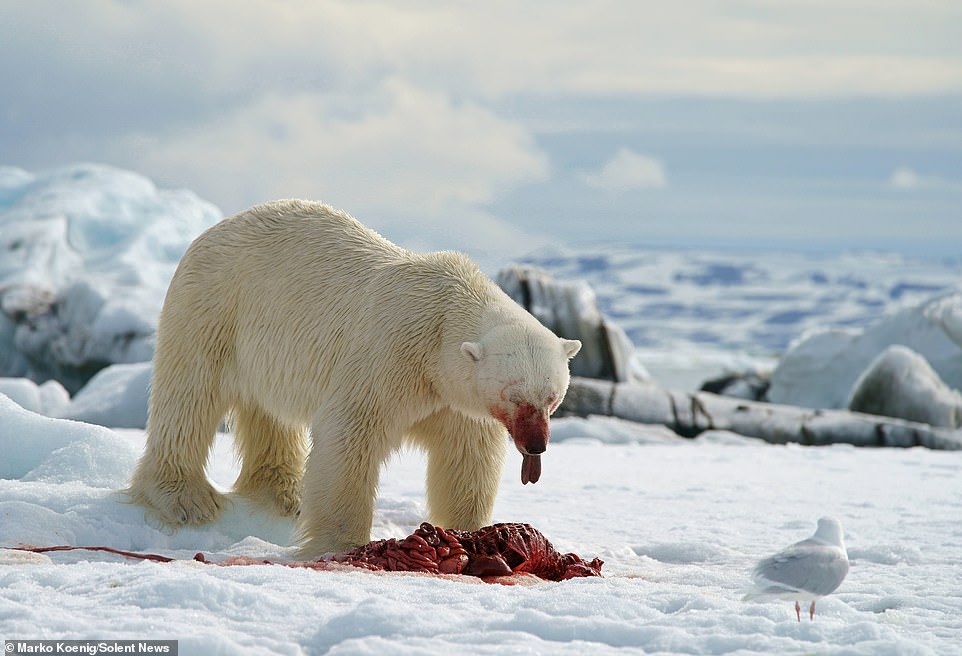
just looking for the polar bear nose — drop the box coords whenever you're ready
[510,403,550,455]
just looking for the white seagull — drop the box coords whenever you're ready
[743,517,850,621]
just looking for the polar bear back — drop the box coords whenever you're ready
[162,199,489,426]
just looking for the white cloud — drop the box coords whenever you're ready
[889,166,922,190]
[314,2,962,99]
[6,1,960,111]
[115,79,550,254]
[124,80,548,211]
[888,166,962,191]
[583,149,668,192]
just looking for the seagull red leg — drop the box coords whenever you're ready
[795,601,801,622]
[809,601,816,620]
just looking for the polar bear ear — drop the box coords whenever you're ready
[461,341,484,362]
[561,339,582,359]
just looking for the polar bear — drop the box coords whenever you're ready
[128,200,580,558]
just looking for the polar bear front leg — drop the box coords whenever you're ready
[413,409,507,531]
[297,411,394,559]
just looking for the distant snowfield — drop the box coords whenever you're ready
[521,246,962,392]
[2,397,961,655]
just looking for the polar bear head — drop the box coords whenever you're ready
[460,322,581,485]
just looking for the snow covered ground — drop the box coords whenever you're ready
[2,397,961,655]
[3,164,962,654]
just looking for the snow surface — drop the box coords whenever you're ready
[2,394,961,655]
[0,364,149,429]
[53,361,152,429]
[0,377,69,417]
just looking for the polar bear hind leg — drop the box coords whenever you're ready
[128,367,228,526]
[232,404,307,517]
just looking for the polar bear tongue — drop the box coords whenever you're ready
[521,454,542,485]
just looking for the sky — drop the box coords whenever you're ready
[2,0,961,258]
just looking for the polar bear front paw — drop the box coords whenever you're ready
[129,475,226,526]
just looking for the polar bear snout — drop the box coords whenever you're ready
[507,402,550,455]
[488,401,550,454]
[497,402,551,486]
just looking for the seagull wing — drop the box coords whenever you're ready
[750,539,849,598]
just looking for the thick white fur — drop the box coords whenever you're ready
[128,200,579,558]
